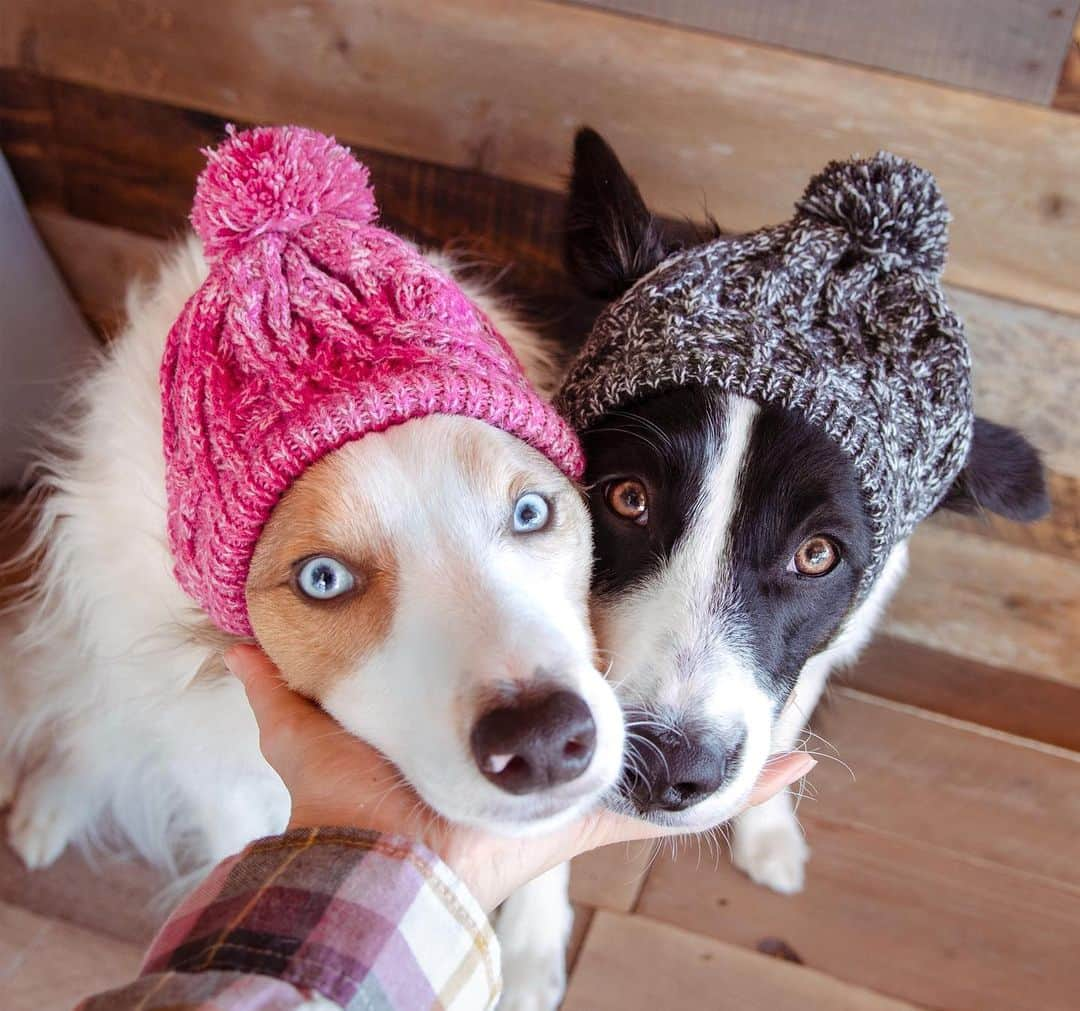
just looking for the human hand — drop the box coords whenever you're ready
[225,644,815,911]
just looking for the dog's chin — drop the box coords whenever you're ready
[603,782,752,834]
[420,767,619,838]
[606,745,770,834]
[425,782,604,838]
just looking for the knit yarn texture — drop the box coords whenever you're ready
[557,152,974,593]
[162,126,583,635]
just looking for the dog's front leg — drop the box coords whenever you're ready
[495,861,573,1011]
[6,744,110,869]
[733,545,907,894]
[732,654,832,894]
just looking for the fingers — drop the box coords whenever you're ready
[223,643,818,889]
[223,644,422,832]
[224,642,283,697]
[747,751,816,807]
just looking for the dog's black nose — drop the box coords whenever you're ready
[470,691,597,794]
[625,722,745,813]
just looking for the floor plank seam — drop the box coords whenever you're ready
[832,686,1080,761]
[797,810,1080,895]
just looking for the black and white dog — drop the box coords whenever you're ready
[498,128,1049,1008]
[566,128,1049,883]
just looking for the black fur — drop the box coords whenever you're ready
[583,388,871,701]
[730,403,872,695]
[565,127,1050,813]
[938,417,1050,522]
[581,388,712,594]
[565,128,671,299]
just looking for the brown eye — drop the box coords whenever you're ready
[605,479,649,525]
[791,536,840,577]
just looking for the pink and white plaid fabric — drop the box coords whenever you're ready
[78,828,501,1011]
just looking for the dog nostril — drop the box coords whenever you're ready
[471,691,597,796]
[564,738,587,760]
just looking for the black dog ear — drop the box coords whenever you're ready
[565,127,670,299]
[937,418,1050,522]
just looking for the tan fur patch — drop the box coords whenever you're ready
[246,448,398,700]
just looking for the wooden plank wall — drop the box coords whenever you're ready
[571,0,1080,103]
[1,3,1079,1009]
[2,0,1080,314]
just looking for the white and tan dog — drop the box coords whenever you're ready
[0,223,630,854]
[0,202,624,1008]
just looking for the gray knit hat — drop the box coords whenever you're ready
[556,152,974,593]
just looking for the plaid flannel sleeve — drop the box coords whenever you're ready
[78,827,502,1011]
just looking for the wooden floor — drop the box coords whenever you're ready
[1,2,1079,1008]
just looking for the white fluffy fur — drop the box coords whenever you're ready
[592,393,909,883]
[307,422,625,832]
[0,236,614,1009]
[731,541,907,893]
[1,239,242,874]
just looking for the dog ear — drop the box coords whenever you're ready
[937,417,1050,522]
[565,127,670,299]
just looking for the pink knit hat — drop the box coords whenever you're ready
[162,126,583,636]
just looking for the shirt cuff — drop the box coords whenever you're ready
[142,827,501,1010]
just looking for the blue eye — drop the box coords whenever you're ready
[512,492,551,534]
[296,556,356,600]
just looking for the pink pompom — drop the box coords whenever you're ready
[191,125,377,261]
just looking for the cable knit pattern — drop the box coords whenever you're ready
[162,126,583,635]
[556,152,973,596]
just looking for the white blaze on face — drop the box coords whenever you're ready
[595,396,776,828]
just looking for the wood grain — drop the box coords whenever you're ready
[637,816,1080,1011]
[567,902,594,972]
[636,686,1080,1007]
[951,286,1080,480]
[0,817,165,945]
[564,911,920,1011]
[570,842,656,912]
[0,899,143,1011]
[573,0,1080,104]
[3,1,1080,314]
[808,688,1080,886]
[0,70,598,350]
[8,76,1080,565]
[931,471,1079,562]
[844,634,1080,751]
[11,69,1077,471]
[9,76,1078,693]
[8,76,1080,439]
[31,209,165,336]
[883,525,1080,683]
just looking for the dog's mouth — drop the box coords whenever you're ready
[456,770,620,835]
[606,772,757,831]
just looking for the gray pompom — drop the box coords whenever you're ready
[797,152,950,274]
